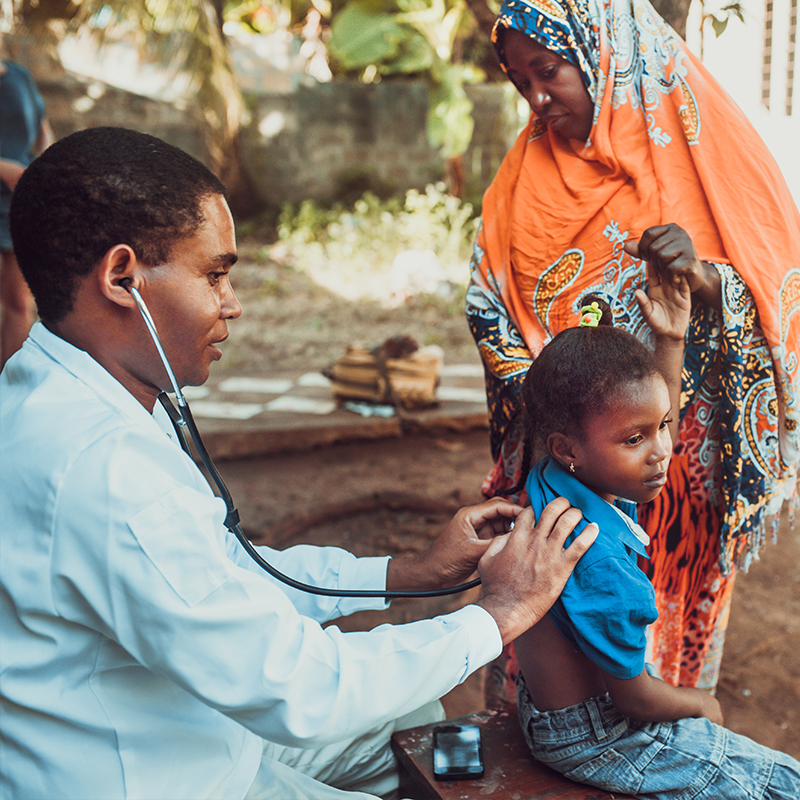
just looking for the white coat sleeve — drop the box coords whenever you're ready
[51,428,502,749]
[227,534,392,623]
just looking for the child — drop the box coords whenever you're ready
[511,243,800,797]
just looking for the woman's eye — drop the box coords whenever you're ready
[625,434,643,445]
[660,418,673,430]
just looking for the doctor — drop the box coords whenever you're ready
[0,127,596,800]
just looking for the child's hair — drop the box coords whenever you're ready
[510,296,662,494]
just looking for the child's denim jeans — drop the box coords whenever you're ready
[517,675,800,799]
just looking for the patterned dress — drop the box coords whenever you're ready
[467,0,800,698]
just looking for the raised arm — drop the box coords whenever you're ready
[625,224,693,443]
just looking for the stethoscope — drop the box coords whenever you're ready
[120,278,481,599]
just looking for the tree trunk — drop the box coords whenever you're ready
[651,0,693,38]
[219,136,262,220]
[463,0,496,40]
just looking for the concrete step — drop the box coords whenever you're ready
[190,364,489,460]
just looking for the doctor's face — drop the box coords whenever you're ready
[138,193,241,391]
[502,28,594,143]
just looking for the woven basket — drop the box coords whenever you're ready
[326,337,443,410]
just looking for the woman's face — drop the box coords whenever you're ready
[502,27,594,143]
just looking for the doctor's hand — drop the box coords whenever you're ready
[385,497,523,592]
[476,499,598,646]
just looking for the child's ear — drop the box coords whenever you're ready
[547,432,577,471]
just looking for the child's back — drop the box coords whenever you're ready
[516,455,658,713]
[517,612,605,712]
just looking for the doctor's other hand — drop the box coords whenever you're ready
[476,499,598,646]
[385,498,524,592]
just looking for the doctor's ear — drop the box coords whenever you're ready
[547,431,578,471]
[97,245,142,307]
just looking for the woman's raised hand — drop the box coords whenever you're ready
[625,223,722,314]
[626,224,693,341]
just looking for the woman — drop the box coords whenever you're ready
[466,0,800,698]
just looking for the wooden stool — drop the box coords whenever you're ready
[391,704,635,800]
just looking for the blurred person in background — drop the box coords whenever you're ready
[1,34,53,367]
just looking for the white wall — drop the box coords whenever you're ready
[685,0,799,205]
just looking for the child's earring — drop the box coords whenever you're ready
[569,462,576,473]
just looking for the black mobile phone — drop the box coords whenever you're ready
[432,724,484,780]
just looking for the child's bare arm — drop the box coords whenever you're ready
[625,224,693,343]
[625,224,693,443]
[637,276,688,443]
[634,271,691,343]
[604,669,723,725]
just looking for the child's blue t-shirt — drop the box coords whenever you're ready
[525,457,659,679]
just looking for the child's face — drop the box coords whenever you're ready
[571,375,673,505]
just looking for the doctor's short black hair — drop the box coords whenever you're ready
[9,126,228,325]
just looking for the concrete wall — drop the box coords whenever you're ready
[37,74,211,170]
[14,40,519,213]
[240,81,520,207]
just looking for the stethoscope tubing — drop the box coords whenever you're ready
[122,279,481,599]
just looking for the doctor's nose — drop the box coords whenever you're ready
[222,281,242,320]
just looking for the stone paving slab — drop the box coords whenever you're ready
[190,364,490,460]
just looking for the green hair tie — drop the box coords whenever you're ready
[579,302,602,328]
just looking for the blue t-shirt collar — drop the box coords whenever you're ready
[525,457,650,559]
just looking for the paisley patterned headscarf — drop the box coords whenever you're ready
[495,0,599,94]
[469,0,800,571]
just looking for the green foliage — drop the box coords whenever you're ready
[328,0,432,73]
[710,3,744,36]
[327,0,484,157]
[275,183,478,303]
[224,0,282,33]
[697,0,744,59]
[427,63,482,155]
[699,0,744,41]
[222,0,321,32]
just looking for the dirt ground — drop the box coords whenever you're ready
[217,238,800,760]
